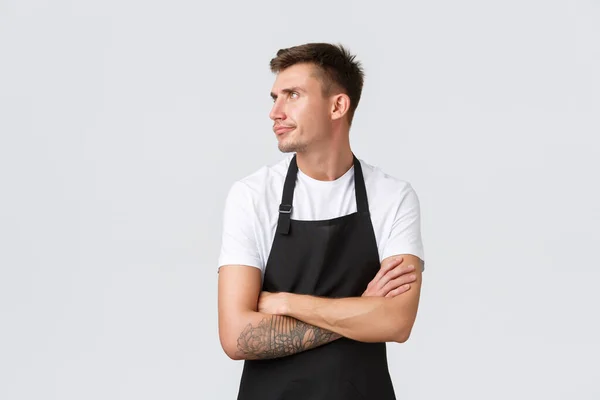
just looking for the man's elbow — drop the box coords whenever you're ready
[219,326,245,360]
[391,316,417,343]
[224,348,244,361]
[393,326,413,343]
[220,335,243,360]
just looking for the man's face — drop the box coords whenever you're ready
[269,63,331,153]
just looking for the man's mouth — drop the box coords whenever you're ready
[274,126,295,135]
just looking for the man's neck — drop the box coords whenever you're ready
[295,145,354,182]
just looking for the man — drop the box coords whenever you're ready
[217,43,425,400]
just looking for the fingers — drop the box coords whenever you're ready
[385,284,411,297]
[363,257,418,298]
[383,264,416,282]
[375,263,416,293]
[371,256,403,284]
[380,273,416,296]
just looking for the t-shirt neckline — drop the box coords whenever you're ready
[296,163,355,186]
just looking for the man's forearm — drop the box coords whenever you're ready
[282,294,417,343]
[231,312,341,360]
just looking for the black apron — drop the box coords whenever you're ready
[237,154,396,400]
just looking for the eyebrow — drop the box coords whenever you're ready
[270,86,305,100]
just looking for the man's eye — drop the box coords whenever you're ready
[290,92,299,99]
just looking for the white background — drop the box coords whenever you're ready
[1,0,598,399]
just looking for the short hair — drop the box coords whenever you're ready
[270,42,365,125]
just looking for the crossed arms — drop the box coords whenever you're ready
[217,254,423,361]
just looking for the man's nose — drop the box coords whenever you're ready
[269,100,286,121]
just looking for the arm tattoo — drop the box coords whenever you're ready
[236,315,341,360]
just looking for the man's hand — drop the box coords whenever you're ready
[258,291,288,315]
[362,256,417,298]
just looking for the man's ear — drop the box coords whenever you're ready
[330,93,351,121]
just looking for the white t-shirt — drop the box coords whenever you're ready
[218,154,425,276]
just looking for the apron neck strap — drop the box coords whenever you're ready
[352,154,369,215]
[277,153,369,235]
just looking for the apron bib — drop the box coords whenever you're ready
[237,155,396,400]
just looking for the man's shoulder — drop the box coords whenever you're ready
[227,154,292,198]
[358,157,415,198]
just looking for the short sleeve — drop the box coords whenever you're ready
[217,181,263,272]
[381,184,426,271]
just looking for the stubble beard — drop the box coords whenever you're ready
[277,132,307,153]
